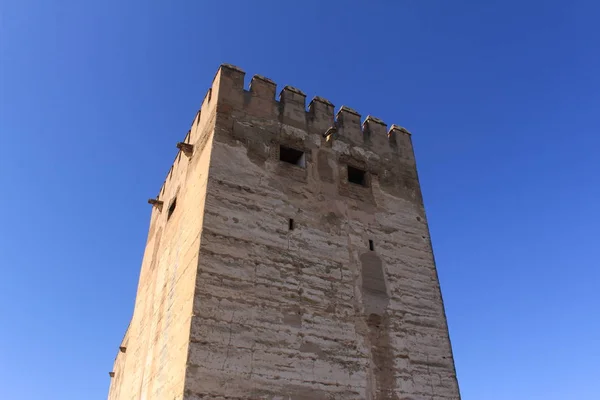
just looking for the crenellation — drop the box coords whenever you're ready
[364,115,386,126]
[249,74,277,99]
[183,129,191,145]
[362,115,390,155]
[307,96,335,134]
[213,63,245,108]
[194,89,212,134]
[207,65,417,161]
[335,105,364,145]
[244,76,277,120]
[387,125,416,169]
[193,110,201,127]
[279,86,307,129]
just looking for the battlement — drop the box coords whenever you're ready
[210,64,411,157]
[152,64,416,207]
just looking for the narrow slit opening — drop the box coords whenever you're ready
[369,239,374,251]
[167,198,177,220]
[289,218,294,231]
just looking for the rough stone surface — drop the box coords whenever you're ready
[108,65,461,400]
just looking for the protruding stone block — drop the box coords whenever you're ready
[147,198,163,210]
[176,142,194,157]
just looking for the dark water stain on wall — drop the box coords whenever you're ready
[317,150,334,183]
[360,252,398,400]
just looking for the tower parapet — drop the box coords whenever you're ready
[211,64,412,161]
[146,63,420,229]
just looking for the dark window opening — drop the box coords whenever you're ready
[369,239,374,251]
[167,198,177,220]
[289,218,294,230]
[280,145,305,167]
[348,166,367,186]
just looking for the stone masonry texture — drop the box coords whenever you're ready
[107,65,461,400]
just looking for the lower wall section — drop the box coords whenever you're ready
[186,229,368,399]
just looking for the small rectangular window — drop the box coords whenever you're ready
[369,239,374,251]
[348,166,367,186]
[280,145,305,167]
[167,198,177,220]
[289,218,294,230]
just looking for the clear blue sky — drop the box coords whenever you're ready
[1,1,599,399]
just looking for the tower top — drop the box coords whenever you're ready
[209,63,411,157]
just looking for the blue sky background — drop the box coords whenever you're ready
[1,1,599,399]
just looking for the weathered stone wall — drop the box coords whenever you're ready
[183,66,460,399]
[108,83,219,400]
[109,64,460,400]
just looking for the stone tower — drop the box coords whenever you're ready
[107,64,461,400]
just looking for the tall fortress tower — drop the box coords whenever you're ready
[108,65,461,400]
